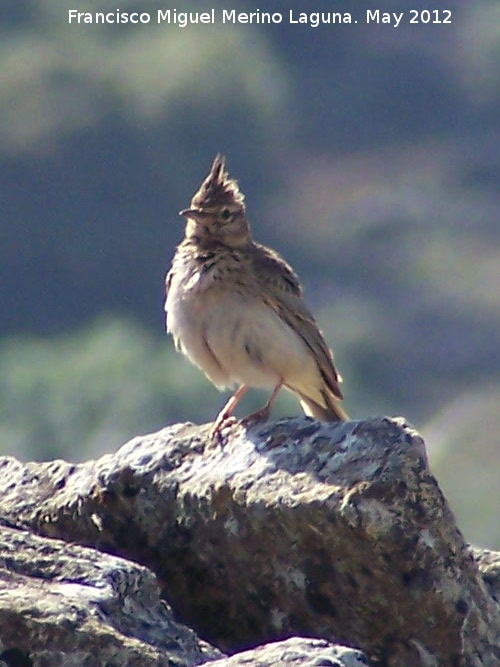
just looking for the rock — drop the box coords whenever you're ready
[0,416,499,666]
[207,637,368,667]
[0,523,221,666]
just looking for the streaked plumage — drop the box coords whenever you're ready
[165,155,347,433]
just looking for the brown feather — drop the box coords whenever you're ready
[190,154,245,210]
[248,242,344,402]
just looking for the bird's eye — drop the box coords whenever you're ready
[220,208,231,221]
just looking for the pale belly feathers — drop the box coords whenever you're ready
[166,271,322,397]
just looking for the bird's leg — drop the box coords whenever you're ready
[241,379,284,426]
[211,384,248,438]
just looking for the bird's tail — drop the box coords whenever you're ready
[298,390,348,422]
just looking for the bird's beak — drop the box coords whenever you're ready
[179,207,204,219]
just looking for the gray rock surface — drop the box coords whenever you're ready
[206,637,368,667]
[0,524,220,666]
[0,416,499,666]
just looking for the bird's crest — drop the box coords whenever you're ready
[190,155,245,209]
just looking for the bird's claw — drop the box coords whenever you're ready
[209,415,239,446]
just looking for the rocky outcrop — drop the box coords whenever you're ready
[0,417,498,666]
[0,524,220,667]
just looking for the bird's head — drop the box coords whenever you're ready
[180,155,250,248]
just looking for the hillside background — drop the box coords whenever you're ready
[0,0,498,547]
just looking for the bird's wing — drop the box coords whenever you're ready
[250,242,303,297]
[249,243,343,399]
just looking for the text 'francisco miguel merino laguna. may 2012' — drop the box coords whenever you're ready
[68,9,453,27]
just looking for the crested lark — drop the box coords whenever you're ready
[165,155,347,434]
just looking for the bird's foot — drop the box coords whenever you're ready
[209,408,269,447]
[240,380,283,429]
[209,384,248,446]
[240,404,272,428]
[208,380,282,445]
[209,415,239,446]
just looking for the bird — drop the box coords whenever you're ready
[165,154,347,436]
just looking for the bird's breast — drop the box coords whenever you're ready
[164,249,240,388]
[165,247,321,394]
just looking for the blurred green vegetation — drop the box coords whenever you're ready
[0,0,498,546]
[0,316,312,462]
[0,317,208,461]
[0,0,290,154]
